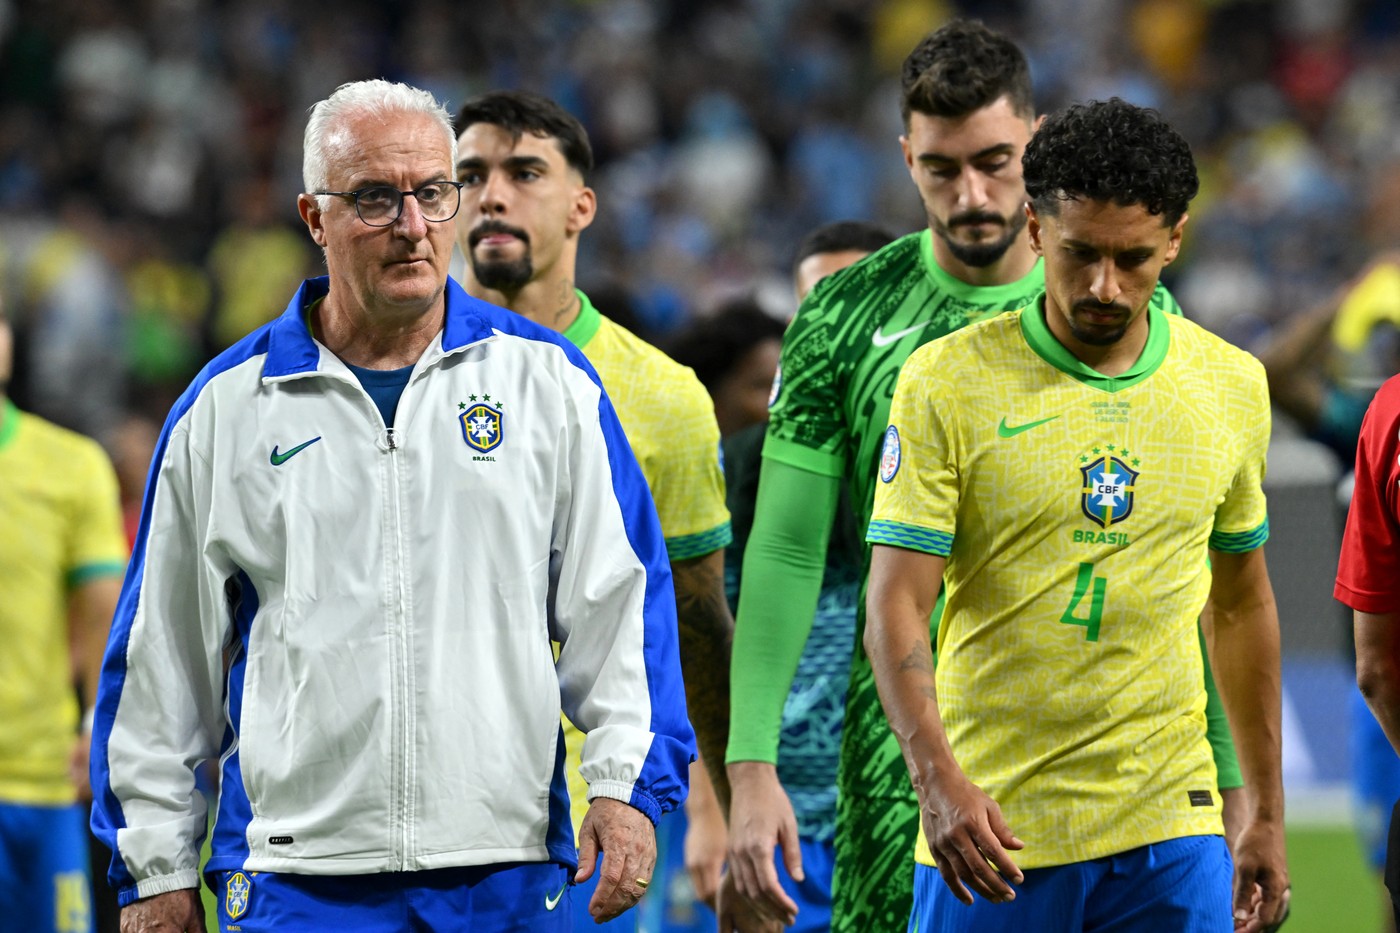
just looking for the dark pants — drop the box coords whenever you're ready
[1386,799,1400,928]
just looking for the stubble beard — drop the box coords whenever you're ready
[931,209,1028,268]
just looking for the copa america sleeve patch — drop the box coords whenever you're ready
[879,425,901,482]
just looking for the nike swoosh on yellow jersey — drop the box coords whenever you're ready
[871,322,929,347]
[997,415,1061,438]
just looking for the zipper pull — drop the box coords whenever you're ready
[386,427,398,450]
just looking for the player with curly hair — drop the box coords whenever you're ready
[725,22,1246,933]
[865,98,1290,932]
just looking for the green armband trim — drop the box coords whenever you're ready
[666,523,733,562]
[1208,519,1269,554]
[760,435,845,479]
[67,561,126,589]
[866,520,953,557]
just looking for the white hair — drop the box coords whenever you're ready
[302,79,456,205]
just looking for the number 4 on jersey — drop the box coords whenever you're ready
[1061,562,1106,642]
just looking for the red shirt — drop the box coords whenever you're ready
[1336,374,1400,613]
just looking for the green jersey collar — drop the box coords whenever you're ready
[0,398,20,452]
[1020,296,1169,391]
[920,228,1045,304]
[561,290,600,350]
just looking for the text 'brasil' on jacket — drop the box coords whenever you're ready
[90,276,695,906]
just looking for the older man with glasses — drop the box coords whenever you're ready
[89,79,693,933]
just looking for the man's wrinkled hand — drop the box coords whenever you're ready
[575,797,657,923]
[120,889,205,933]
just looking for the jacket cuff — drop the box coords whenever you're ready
[587,780,662,825]
[119,870,202,908]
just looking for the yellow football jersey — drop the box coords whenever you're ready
[0,401,127,804]
[564,292,730,557]
[561,291,730,832]
[868,302,1269,869]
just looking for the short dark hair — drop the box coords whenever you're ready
[900,19,1034,127]
[666,298,787,395]
[454,90,594,177]
[1022,97,1199,227]
[793,220,896,269]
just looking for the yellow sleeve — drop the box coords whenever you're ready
[1209,357,1271,552]
[66,436,128,585]
[648,372,732,561]
[868,344,958,553]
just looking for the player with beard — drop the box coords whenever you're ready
[722,20,1238,932]
[453,90,734,932]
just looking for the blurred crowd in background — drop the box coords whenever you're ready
[2,0,1400,456]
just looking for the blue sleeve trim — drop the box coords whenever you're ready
[866,520,953,557]
[665,523,733,562]
[1208,517,1269,553]
[91,313,279,893]
[207,571,259,871]
[628,785,664,826]
[593,384,696,817]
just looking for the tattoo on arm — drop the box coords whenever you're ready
[898,642,934,675]
[671,550,734,813]
[898,642,937,701]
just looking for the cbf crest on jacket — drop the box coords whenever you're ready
[90,276,695,906]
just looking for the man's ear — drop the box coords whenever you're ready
[298,194,328,248]
[1163,212,1189,266]
[1026,202,1044,256]
[567,184,597,236]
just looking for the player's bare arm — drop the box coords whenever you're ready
[1356,610,1400,754]
[68,575,121,799]
[865,544,1024,906]
[671,548,734,810]
[1203,548,1289,933]
[683,759,726,908]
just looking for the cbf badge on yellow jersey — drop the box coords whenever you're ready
[1079,444,1139,527]
[225,870,253,920]
[879,425,901,483]
[458,394,504,453]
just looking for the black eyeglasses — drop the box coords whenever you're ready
[313,181,464,227]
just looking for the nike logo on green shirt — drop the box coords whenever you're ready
[997,415,1060,438]
[270,436,322,465]
[871,322,928,347]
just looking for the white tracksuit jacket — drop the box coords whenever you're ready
[90,276,695,906]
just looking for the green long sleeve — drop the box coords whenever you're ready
[725,457,841,764]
